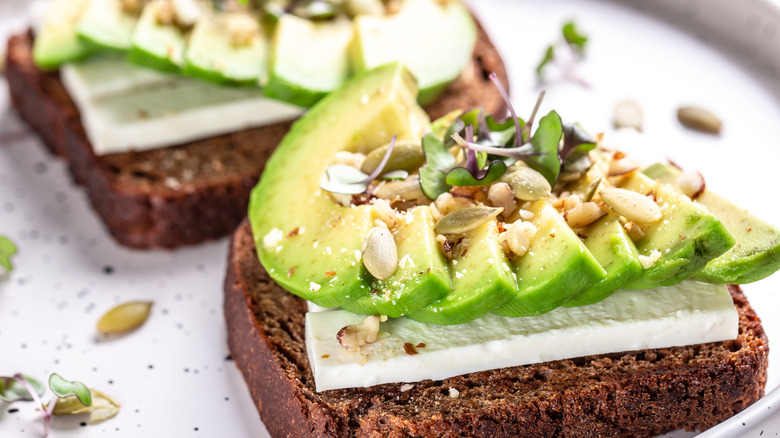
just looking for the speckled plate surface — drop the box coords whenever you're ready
[1,0,779,437]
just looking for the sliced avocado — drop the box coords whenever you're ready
[264,15,353,107]
[184,12,269,86]
[33,0,96,70]
[619,172,735,289]
[350,0,476,105]
[563,213,643,307]
[77,0,140,51]
[408,220,518,325]
[493,201,607,317]
[341,206,451,318]
[644,163,780,284]
[128,0,188,73]
[249,63,431,309]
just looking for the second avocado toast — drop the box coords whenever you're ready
[225,63,780,436]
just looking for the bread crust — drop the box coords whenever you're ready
[5,22,508,249]
[224,219,769,438]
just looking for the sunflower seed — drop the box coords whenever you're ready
[362,227,398,280]
[503,167,551,201]
[361,140,424,175]
[613,100,643,131]
[676,170,706,199]
[600,188,663,224]
[434,207,503,235]
[96,301,153,334]
[677,106,722,134]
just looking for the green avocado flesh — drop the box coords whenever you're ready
[128,1,187,73]
[77,0,138,51]
[32,0,477,109]
[350,0,477,105]
[249,64,780,324]
[183,12,269,86]
[492,201,607,317]
[33,0,96,70]
[249,63,430,308]
[408,220,518,325]
[619,172,735,289]
[644,163,780,284]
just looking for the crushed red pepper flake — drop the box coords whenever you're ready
[287,227,300,238]
[287,267,296,278]
[416,343,426,348]
[403,343,419,355]
[325,270,336,277]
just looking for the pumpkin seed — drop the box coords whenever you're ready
[361,141,424,175]
[613,100,643,131]
[96,301,153,334]
[362,227,398,280]
[677,106,722,134]
[374,175,425,200]
[53,389,120,422]
[583,177,602,202]
[502,167,551,201]
[434,207,503,235]
[599,188,662,224]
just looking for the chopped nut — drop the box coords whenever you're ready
[564,202,606,228]
[676,170,706,200]
[487,182,517,217]
[337,315,385,351]
[498,220,537,257]
[638,249,662,269]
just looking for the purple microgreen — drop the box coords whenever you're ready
[6,374,51,436]
[361,135,397,184]
[445,160,507,187]
[0,374,44,403]
[560,121,596,159]
[0,236,18,272]
[320,136,397,195]
[522,91,546,143]
[420,133,456,199]
[49,373,92,407]
[320,165,371,195]
[489,73,522,147]
[461,125,481,176]
[381,170,408,180]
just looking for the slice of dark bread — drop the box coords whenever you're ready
[4,23,508,249]
[224,218,769,438]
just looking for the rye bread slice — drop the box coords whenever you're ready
[4,22,508,249]
[224,219,769,438]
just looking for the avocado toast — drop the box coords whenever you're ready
[225,66,777,436]
[5,0,508,249]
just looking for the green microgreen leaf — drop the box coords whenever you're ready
[420,133,456,199]
[562,21,588,54]
[445,160,507,187]
[49,374,92,407]
[561,121,596,158]
[524,110,564,186]
[536,45,555,79]
[320,165,370,195]
[381,170,408,180]
[0,375,44,403]
[0,236,18,272]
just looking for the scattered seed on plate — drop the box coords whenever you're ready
[677,106,722,134]
[613,100,643,131]
[96,301,153,334]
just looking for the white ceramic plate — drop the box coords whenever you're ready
[0,0,779,437]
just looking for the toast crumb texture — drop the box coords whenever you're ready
[5,23,508,249]
[224,219,769,438]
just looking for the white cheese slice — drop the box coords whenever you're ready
[306,280,738,391]
[60,56,304,155]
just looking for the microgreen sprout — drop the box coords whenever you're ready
[536,20,590,87]
[0,236,18,272]
[320,136,398,195]
[0,373,99,437]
